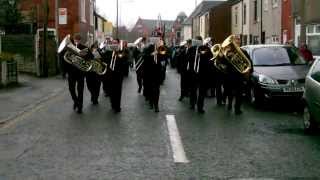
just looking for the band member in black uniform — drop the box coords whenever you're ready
[101,37,113,97]
[158,42,169,84]
[134,37,146,93]
[187,36,213,113]
[109,39,128,113]
[224,36,253,115]
[61,34,87,114]
[142,44,162,112]
[86,41,101,105]
[177,39,191,101]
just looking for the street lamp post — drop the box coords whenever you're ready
[116,0,119,39]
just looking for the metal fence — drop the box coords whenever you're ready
[6,60,17,84]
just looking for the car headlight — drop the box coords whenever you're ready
[258,74,277,85]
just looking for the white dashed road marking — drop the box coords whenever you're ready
[166,114,189,163]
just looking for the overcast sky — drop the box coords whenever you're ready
[96,0,200,29]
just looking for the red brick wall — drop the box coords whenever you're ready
[281,0,294,44]
[58,0,80,41]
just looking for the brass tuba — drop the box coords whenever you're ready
[58,35,108,75]
[211,35,252,74]
[58,35,93,72]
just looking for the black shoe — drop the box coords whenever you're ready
[113,108,121,113]
[154,107,159,113]
[138,87,142,93]
[227,104,232,111]
[178,96,183,101]
[198,109,205,114]
[73,103,77,110]
[235,109,243,115]
[76,108,83,114]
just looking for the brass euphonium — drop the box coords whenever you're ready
[58,34,93,72]
[211,35,252,74]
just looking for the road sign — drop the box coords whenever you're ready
[59,8,67,25]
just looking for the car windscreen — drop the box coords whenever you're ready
[252,47,306,66]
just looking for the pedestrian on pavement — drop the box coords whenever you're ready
[61,34,88,114]
[299,43,314,64]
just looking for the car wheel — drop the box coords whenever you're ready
[303,106,317,132]
[250,87,263,105]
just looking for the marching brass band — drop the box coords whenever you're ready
[58,33,252,115]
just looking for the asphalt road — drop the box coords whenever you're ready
[1,68,320,179]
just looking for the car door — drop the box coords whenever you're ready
[306,60,320,121]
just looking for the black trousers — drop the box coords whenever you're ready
[86,72,101,103]
[225,78,244,111]
[180,72,189,98]
[68,73,85,109]
[189,78,207,111]
[110,74,123,111]
[136,71,143,92]
[149,84,160,109]
[102,73,110,96]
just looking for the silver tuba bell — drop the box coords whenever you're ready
[58,34,92,72]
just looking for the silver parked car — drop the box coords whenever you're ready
[303,58,320,131]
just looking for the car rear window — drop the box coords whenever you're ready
[252,47,306,66]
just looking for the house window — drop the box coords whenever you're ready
[264,0,268,11]
[243,4,246,25]
[81,0,86,22]
[272,0,279,8]
[316,25,320,33]
[307,25,315,34]
[254,0,258,22]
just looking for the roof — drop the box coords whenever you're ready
[139,18,175,30]
[182,16,192,25]
[94,11,107,22]
[189,0,225,18]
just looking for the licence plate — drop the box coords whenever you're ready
[283,87,305,92]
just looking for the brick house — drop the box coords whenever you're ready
[129,17,174,46]
[19,0,95,44]
[17,0,95,76]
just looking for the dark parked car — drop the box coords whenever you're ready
[303,58,320,131]
[242,44,309,105]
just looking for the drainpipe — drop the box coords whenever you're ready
[299,0,306,46]
[260,0,263,44]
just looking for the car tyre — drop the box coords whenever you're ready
[250,87,263,106]
[303,106,317,133]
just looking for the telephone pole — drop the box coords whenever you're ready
[43,0,49,77]
[116,0,119,39]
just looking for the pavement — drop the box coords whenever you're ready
[0,74,66,125]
